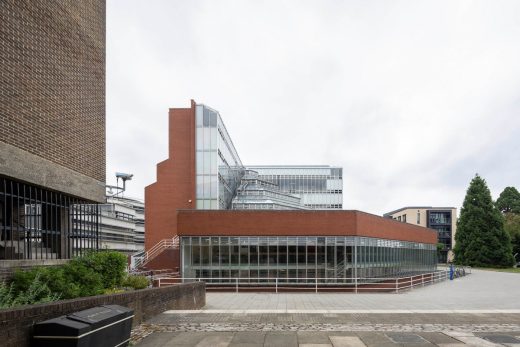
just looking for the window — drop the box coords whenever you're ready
[417,211,421,224]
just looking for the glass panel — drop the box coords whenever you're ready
[201,237,210,266]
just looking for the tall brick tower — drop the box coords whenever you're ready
[0,0,106,263]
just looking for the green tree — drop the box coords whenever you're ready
[496,187,520,214]
[504,213,520,261]
[454,174,514,267]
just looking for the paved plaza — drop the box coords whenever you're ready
[133,270,520,346]
[201,269,520,311]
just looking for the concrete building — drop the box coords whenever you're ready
[383,207,457,262]
[143,101,437,282]
[98,196,145,254]
[0,0,106,261]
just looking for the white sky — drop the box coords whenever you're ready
[106,0,520,215]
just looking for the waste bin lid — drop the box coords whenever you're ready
[67,305,134,330]
[33,315,92,337]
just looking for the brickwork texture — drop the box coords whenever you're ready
[145,100,196,250]
[177,210,438,244]
[0,282,205,347]
[0,0,106,183]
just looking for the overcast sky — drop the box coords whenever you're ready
[106,0,520,215]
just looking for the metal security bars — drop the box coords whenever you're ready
[0,177,99,260]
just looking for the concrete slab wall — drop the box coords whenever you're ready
[0,142,105,202]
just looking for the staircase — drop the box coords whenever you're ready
[132,235,180,270]
[0,240,58,259]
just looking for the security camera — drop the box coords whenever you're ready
[116,172,133,180]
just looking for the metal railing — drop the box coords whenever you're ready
[131,235,180,269]
[156,266,471,293]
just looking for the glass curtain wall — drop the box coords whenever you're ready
[181,236,437,284]
[245,166,343,209]
[195,104,244,209]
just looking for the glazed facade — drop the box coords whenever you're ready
[194,104,343,211]
[384,207,457,263]
[181,235,436,283]
[231,170,308,210]
[195,104,244,210]
[246,166,343,209]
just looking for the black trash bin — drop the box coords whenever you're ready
[33,305,134,347]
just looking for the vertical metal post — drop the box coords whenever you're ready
[276,278,278,293]
[395,278,398,293]
[354,237,358,294]
[315,278,318,293]
[422,274,424,286]
[236,277,238,293]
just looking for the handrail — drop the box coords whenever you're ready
[132,235,180,269]
[157,266,471,292]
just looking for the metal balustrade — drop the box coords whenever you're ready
[132,235,180,269]
[156,266,471,293]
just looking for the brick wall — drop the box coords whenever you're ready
[145,100,196,250]
[177,210,438,244]
[0,0,106,183]
[0,282,205,347]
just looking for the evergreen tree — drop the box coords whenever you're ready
[496,187,520,214]
[504,213,520,261]
[454,175,514,267]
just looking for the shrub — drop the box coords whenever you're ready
[6,250,129,306]
[122,275,150,290]
[76,251,128,289]
[1,273,59,308]
[62,259,104,297]
[42,266,81,300]
[0,281,15,309]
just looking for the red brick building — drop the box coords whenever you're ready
[145,101,437,281]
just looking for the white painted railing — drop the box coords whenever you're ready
[156,266,471,293]
[132,235,180,269]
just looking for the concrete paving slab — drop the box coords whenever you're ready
[299,344,332,347]
[480,334,520,344]
[204,270,520,311]
[356,332,395,347]
[443,332,502,347]
[298,331,334,344]
[230,332,266,344]
[417,332,462,345]
[329,336,367,347]
[384,332,431,344]
[195,334,234,347]
[134,332,180,347]
[163,332,213,345]
[264,332,298,347]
